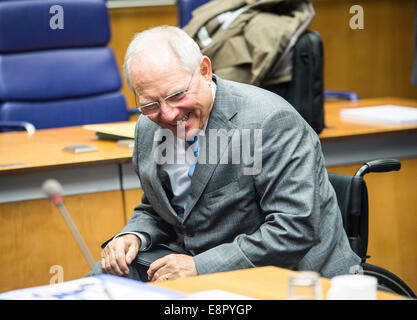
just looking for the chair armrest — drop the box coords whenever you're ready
[127,107,141,116]
[325,90,360,101]
[0,120,36,135]
[355,159,401,176]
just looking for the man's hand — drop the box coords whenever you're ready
[147,254,197,281]
[101,234,140,276]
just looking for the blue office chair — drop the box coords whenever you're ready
[0,0,132,134]
[178,0,211,28]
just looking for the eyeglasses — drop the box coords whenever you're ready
[135,70,196,116]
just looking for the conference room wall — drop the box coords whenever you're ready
[108,5,178,112]
[310,0,417,100]
[107,0,417,112]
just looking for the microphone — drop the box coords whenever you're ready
[42,179,95,269]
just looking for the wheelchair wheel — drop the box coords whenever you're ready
[361,263,416,298]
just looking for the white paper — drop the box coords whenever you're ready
[0,275,185,300]
[185,289,256,300]
[340,105,417,125]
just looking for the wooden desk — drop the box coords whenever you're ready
[319,97,417,166]
[0,123,140,293]
[0,124,132,175]
[321,97,417,139]
[153,266,401,300]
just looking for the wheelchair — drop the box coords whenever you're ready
[328,159,416,298]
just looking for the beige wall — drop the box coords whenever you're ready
[108,1,417,105]
[108,6,178,110]
[310,0,417,99]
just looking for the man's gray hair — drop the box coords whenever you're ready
[123,25,203,94]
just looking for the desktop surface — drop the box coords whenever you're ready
[0,121,135,175]
[320,97,417,139]
[152,266,401,300]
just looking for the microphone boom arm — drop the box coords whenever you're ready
[56,201,96,269]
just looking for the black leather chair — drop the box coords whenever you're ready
[328,159,416,298]
[262,30,325,134]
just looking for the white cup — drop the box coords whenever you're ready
[327,274,377,300]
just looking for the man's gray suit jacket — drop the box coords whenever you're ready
[113,75,361,279]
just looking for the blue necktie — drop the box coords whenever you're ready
[187,135,200,179]
[182,135,200,213]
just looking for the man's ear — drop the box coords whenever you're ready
[199,56,212,82]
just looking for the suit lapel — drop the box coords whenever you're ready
[139,120,181,223]
[182,76,238,221]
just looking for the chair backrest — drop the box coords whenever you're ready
[0,0,128,132]
[177,0,211,28]
[262,30,325,134]
[328,160,417,298]
[327,172,369,262]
